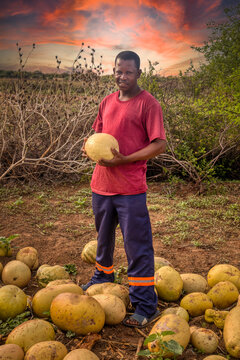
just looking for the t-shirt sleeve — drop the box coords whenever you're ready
[92,102,103,133]
[145,101,166,142]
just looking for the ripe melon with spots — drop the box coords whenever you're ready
[207,281,239,309]
[180,292,213,317]
[50,293,105,335]
[24,341,68,360]
[0,344,24,360]
[190,328,219,354]
[207,264,240,290]
[36,265,70,287]
[16,246,39,270]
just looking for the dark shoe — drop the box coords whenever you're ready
[81,279,115,291]
[122,309,160,328]
[80,281,94,291]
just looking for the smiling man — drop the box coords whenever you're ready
[82,51,166,328]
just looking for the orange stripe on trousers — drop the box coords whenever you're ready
[96,262,114,274]
[128,276,155,286]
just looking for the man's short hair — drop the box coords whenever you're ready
[115,51,140,70]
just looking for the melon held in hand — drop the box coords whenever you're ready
[85,133,119,161]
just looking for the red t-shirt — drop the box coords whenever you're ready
[90,90,166,195]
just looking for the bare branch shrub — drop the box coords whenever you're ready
[1,47,239,184]
[0,45,116,182]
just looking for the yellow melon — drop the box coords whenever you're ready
[0,285,27,321]
[1,260,31,288]
[148,314,190,357]
[207,264,240,290]
[207,281,239,309]
[32,283,84,317]
[16,247,39,270]
[154,266,183,301]
[85,133,119,161]
[63,349,100,360]
[24,341,68,360]
[180,292,213,317]
[6,319,55,352]
[0,344,24,360]
[223,306,240,358]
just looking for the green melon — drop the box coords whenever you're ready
[81,240,97,264]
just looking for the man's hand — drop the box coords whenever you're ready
[98,148,128,167]
[81,137,88,158]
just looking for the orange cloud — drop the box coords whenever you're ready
[42,0,138,24]
[132,19,176,58]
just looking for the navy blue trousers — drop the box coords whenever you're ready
[90,192,157,318]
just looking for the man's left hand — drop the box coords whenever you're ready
[98,148,128,167]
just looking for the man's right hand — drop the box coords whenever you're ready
[81,137,88,158]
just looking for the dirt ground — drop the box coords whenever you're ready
[0,181,240,359]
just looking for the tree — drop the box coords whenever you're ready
[191,3,240,125]
[192,4,240,78]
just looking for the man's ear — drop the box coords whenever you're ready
[137,69,142,78]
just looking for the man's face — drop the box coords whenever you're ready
[113,58,141,91]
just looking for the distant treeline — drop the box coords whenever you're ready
[0,69,71,79]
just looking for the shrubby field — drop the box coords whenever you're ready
[0,5,239,186]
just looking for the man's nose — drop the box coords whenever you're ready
[120,73,127,80]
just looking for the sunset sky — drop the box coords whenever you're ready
[0,0,236,76]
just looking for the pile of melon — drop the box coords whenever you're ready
[0,242,129,359]
[1,239,240,360]
[150,261,240,359]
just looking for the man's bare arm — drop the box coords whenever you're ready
[98,138,166,167]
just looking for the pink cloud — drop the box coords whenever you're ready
[1,1,31,18]
[1,0,50,18]
[199,0,222,13]
[103,6,142,30]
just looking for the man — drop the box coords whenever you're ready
[82,51,166,328]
